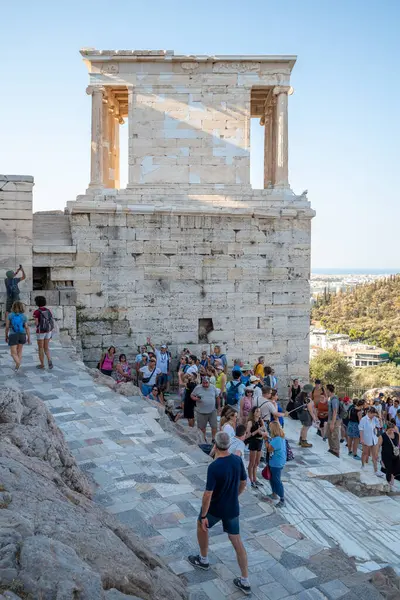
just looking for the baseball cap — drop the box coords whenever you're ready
[249,375,260,383]
[303,384,314,393]
[378,393,384,398]
[161,344,167,348]
[202,376,210,382]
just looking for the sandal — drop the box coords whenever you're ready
[36,365,45,370]
[48,361,53,370]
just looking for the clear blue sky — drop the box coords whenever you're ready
[1,0,399,269]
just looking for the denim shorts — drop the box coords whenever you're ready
[198,512,240,535]
[37,332,52,341]
[158,373,169,387]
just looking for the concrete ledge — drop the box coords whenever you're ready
[67,199,315,219]
[0,175,34,183]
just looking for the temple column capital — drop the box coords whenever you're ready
[273,85,294,96]
[86,85,105,96]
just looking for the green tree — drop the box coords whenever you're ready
[310,349,353,388]
[352,363,400,388]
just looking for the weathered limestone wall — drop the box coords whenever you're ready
[59,193,312,384]
[129,78,251,186]
[0,175,33,308]
[0,177,77,340]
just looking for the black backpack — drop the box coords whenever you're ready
[37,308,54,333]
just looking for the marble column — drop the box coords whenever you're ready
[263,105,274,188]
[102,93,110,188]
[272,86,293,188]
[114,116,123,189]
[127,85,135,186]
[86,86,105,188]
[108,106,115,188]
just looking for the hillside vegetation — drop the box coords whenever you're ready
[312,274,400,359]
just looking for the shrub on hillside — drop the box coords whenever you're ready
[310,349,353,388]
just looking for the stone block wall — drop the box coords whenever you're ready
[0,175,33,291]
[63,198,312,384]
[129,84,250,186]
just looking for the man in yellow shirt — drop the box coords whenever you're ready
[253,356,265,380]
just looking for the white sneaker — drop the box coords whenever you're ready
[375,471,384,478]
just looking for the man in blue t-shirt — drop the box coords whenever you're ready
[188,431,251,596]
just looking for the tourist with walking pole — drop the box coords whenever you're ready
[188,431,251,595]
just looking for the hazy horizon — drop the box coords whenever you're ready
[312,268,400,274]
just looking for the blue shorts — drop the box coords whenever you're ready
[198,512,240,535]
[141,383,152,396]
[158,373,169,387]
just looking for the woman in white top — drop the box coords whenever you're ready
[359,406,384,477]
[139,357,161,396]
[220,406,238,439]
[248,375,262,407]
[209,406,238,459]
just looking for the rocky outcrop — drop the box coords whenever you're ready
[0,388,187,600]
[362,386,400,402]
[88,369,142,397]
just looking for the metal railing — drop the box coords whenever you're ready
[335,387,368,399]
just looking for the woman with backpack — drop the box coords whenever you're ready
[33,296,55,370]
[225,370,245,412]
[295,385,316,448]
[5,301,31,371]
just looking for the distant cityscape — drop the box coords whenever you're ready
[310,269,399,299]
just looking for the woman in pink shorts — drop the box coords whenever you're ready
[33,295,54,370]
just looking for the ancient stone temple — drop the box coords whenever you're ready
[0,49,314,383]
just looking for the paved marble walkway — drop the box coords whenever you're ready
[0,333,398,600]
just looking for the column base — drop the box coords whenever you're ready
[87,183,104,193]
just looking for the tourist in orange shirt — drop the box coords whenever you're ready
[253,356,265,379]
